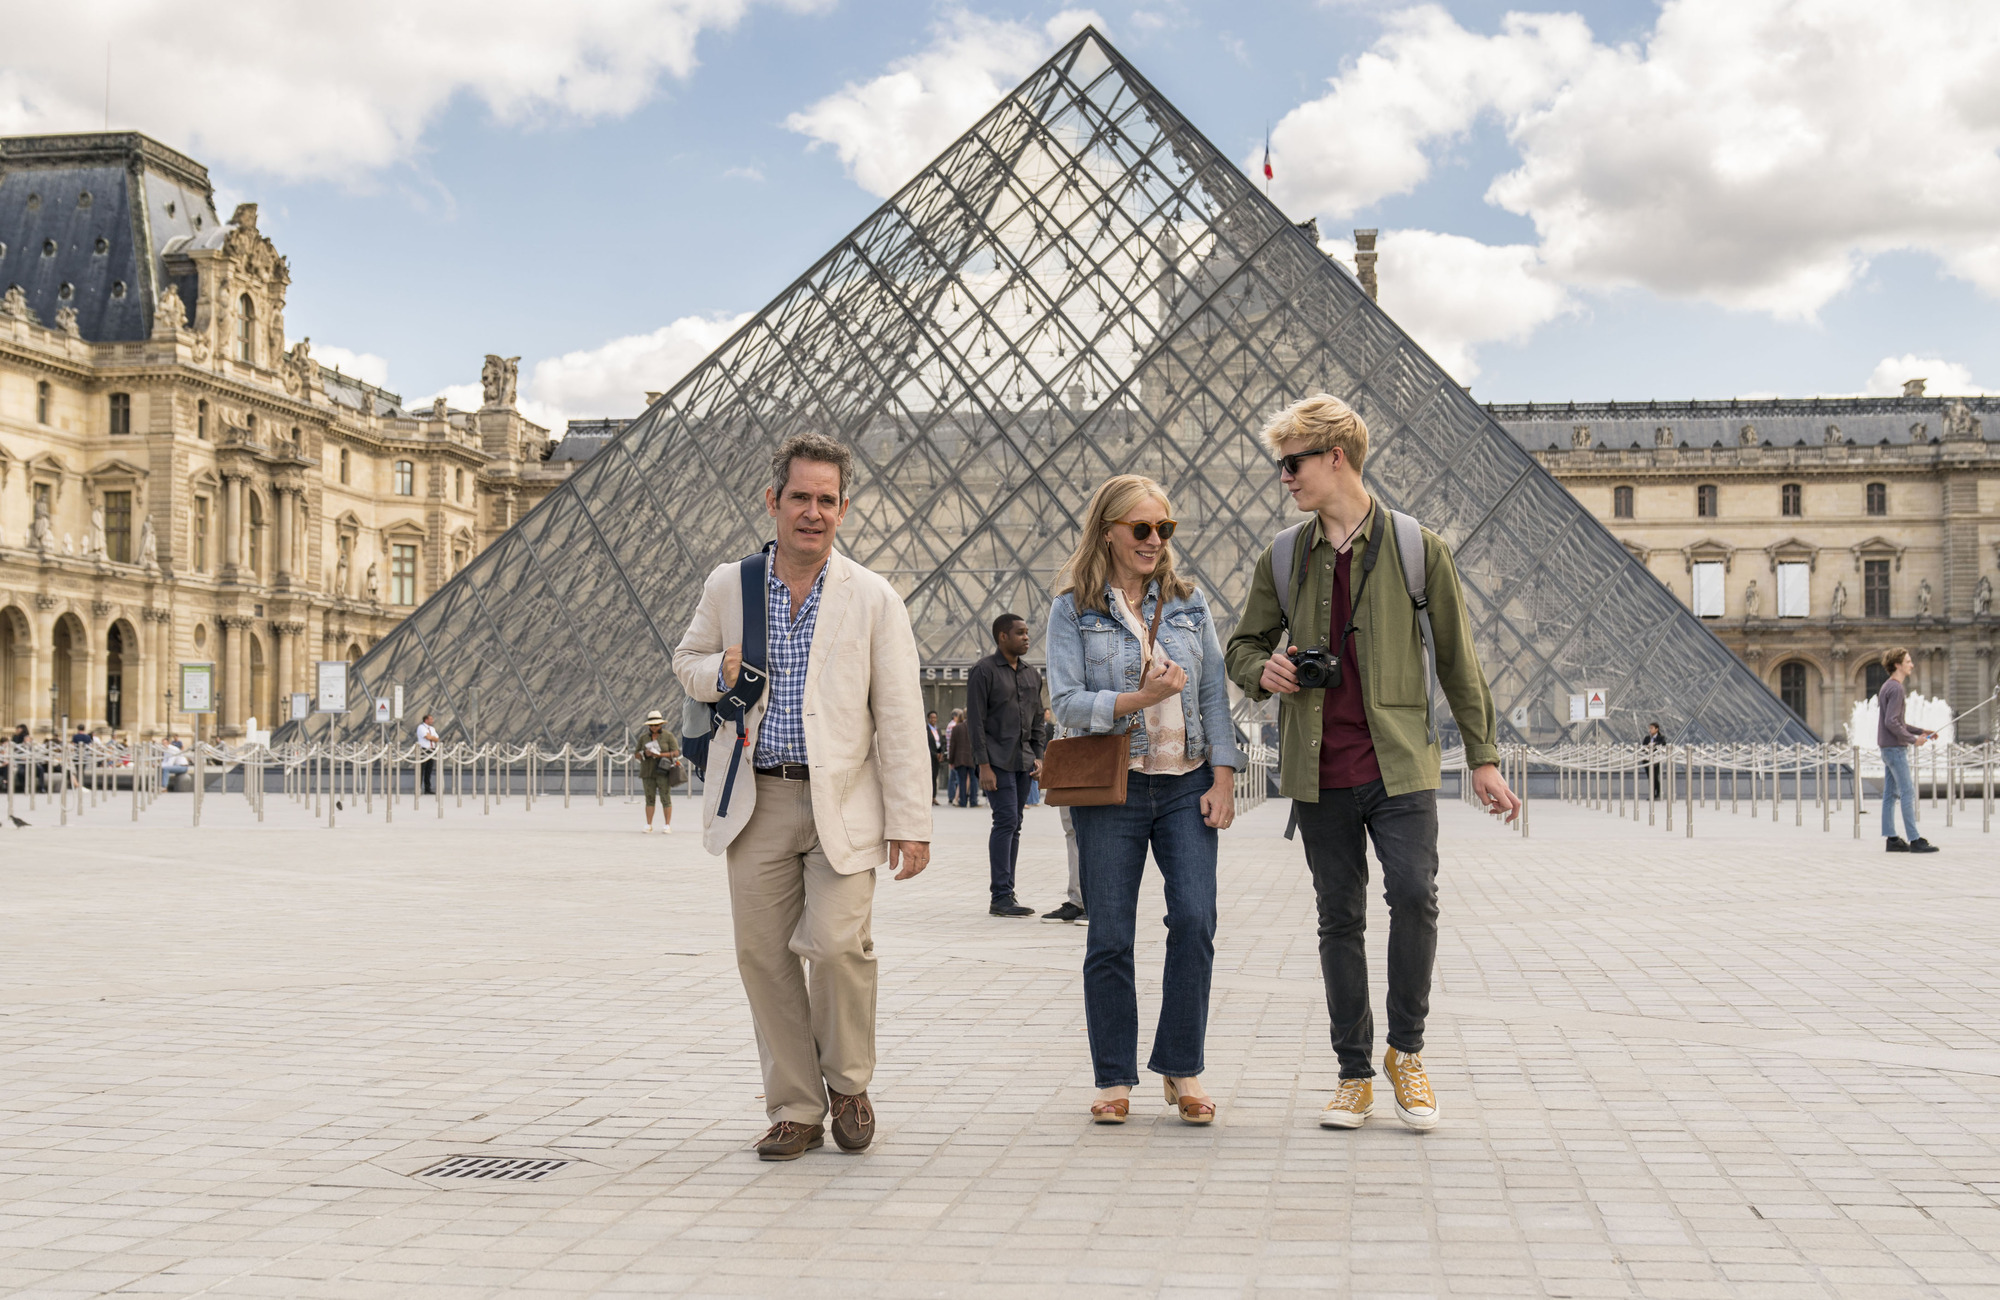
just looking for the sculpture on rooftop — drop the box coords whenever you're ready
[480,354,519,409]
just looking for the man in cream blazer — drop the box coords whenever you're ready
[673,432,932,1161]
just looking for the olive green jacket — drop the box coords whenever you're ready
[1223,498,1500,800]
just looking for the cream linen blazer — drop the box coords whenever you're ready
[671,549,933,871]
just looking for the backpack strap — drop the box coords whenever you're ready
[710,544,774,817]
[1388,510,1439,745]
[1270,520,1312,631]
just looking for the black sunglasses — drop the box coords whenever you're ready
[1109,518,1178,542]
[1277,447,1338,476]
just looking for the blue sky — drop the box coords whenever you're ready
[8,0,1997,427]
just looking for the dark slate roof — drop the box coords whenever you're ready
[1488,395,1998,451]
[319,368,405,418]
[549,418,627,462]
[0,132,220,342]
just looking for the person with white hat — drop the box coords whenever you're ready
[635,710,680,834]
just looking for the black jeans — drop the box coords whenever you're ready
[420,756,437,795]
[1294,780,1440,1080]
[986,766,1032,901]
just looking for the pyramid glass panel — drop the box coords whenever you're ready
[294,28,1813,748]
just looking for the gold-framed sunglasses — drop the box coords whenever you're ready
[1110,518,1177,542]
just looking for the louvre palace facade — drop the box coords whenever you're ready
[1499,391,1999,740]
[0,132,581,740]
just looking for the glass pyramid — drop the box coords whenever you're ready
[300,28,1814,749]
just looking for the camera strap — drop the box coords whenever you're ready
[1333,502,1386,655]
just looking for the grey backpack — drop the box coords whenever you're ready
[1270,509,1440,746]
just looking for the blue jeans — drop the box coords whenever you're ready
[1072,765,1217,1088]
[987,766,1032,901]
[1881,746,1919,839]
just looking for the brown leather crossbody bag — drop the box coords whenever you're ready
[1041,597,1163,807]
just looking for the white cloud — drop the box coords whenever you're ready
[312,345,392,388]
[0,0,825,181]
[1864,355,1994,398]
[1266,0,2000,319]
[1322,230,1572,382]
[524,313,751,431]
[785,9,1103,199]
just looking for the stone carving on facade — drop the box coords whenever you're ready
[1570,424,1591,449]
[152,284,187,338]
[84,506,106,559]
[1743,579,1760,619]
[364,561,380,600]
[1975,575,1993,618]
[29,498,54,552]
[431,396,448,421]
[1737,423,1757,447]
[2,284,38,323]
[1916,578,1933,617]
[138,516,158,569]
[1654,425,1674,448]
[335,550,350,597]
[61,533,74,556]
[55,306,80,337]
[481,354,520,408]
[1824,424,1842,445]
[1829,580,1847,619]
[1943,400,1982,442]
[282,337,314,396]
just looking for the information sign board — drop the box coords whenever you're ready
[315,661,349,714]
[179,663,215,714]
[290,692,311,721]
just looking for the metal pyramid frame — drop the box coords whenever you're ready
[299,28,1814,748]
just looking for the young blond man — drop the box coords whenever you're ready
[1225,394,1519,1131]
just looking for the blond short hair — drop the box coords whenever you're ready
[1260,393,1369,471]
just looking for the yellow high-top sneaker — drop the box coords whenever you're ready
[1318,1077,1373,1129]
[1383,1048,1438,1130]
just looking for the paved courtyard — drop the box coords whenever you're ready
[2,780,1997,1298]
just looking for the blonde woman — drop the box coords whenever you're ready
[1046,475,1244,1124]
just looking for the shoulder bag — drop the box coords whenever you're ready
[1041,596,1163,807]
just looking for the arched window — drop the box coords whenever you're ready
[1696,484,1717,517]
[1612,485,1633,518]
[393,460,414,496]
[1866,481,1887,516]
[1779,661,1808,720]
[109,392,131,435]
[1864,661,1889,700]
[36,380,50,424]
[1780,482,1802,516]
[196,398,209,440]
[236,294,255,363]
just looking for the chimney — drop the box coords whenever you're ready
[1902,377,1927,398]
[1353,229,1378,303]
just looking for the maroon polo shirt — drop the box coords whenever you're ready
[1318,544,1382,789]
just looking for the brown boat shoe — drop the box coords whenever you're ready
[754,1120,824,1161]
[828,1090,875,1151]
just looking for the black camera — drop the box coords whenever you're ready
[1289,647,1339,690]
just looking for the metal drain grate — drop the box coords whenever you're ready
[416,1155,572,1182]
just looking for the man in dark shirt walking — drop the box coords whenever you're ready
[1876,646,1938,854]
[968,613,1048,917]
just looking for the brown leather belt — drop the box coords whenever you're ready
[755,763,810,781]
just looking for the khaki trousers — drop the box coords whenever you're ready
[726,774,877,1125]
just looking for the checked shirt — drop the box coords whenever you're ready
[752,560,826,768]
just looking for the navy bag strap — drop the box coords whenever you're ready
[711,544,773,817]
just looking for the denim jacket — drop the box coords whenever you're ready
[1046,583,1246,770]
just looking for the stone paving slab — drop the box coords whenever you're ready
[1,781,1997,1298]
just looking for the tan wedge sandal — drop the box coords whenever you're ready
[1163,1078,1216,1125]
